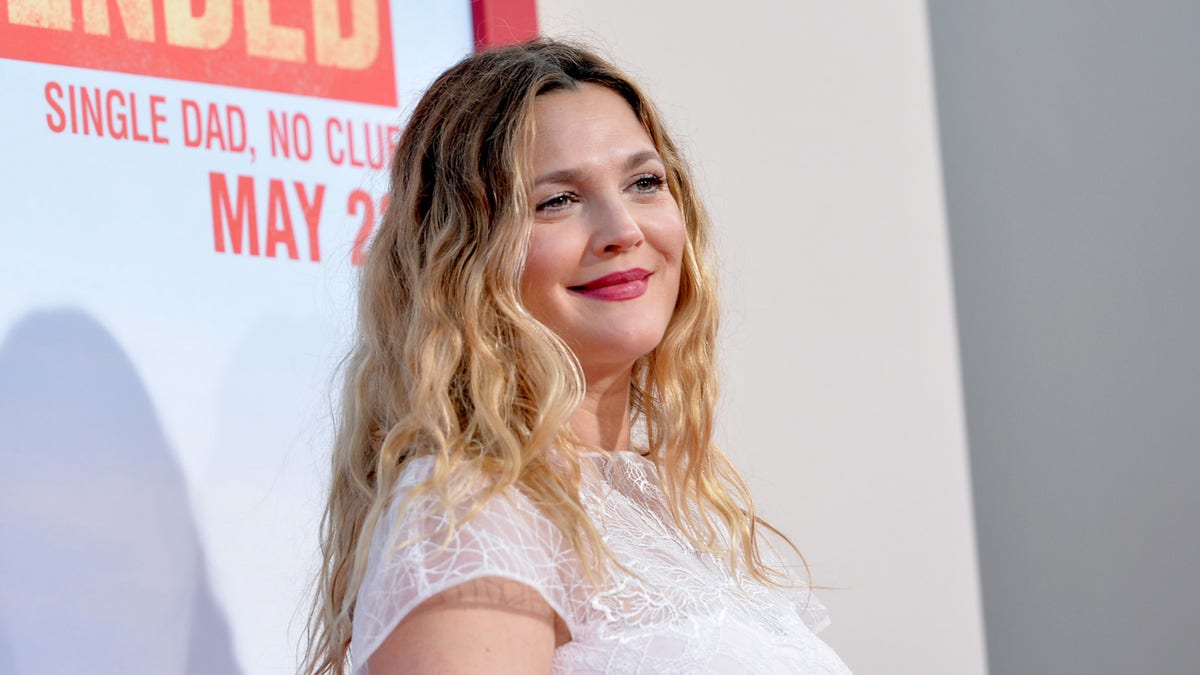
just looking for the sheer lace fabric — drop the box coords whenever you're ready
[353,451,852,674]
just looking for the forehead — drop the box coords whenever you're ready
[530,83,657,167]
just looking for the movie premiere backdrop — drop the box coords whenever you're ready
[0,1,534,672]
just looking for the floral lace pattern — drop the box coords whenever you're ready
[352,451,852,674]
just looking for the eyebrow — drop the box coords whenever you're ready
[533,150,664,186]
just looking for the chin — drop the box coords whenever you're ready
[575,327,669,370]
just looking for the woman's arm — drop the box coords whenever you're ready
[367,576,563,674]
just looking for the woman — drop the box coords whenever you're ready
[304,39,852,674]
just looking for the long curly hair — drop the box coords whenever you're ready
[302,38,799,674]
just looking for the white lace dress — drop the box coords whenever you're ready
[352,450,853,674]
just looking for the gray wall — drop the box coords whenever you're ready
[928,3,1200,673]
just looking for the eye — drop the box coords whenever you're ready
[630,173,667,194]
[536,192,576,212]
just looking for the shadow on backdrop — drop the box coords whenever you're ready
[0,309,242,675]
[0,627,12,675]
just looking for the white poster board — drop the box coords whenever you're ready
[0,2,474,672]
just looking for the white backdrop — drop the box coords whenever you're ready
[536,2,988,673]
[1,1,987,673]
[0,2,473,672]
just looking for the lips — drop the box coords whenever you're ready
[569,268,651,301]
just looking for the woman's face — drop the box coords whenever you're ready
[521,83,686,380]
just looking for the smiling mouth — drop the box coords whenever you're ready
[569,268,652,301]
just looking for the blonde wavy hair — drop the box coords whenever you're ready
[302,38,801,675]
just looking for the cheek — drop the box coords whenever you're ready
[519,229,570,316]
[660,215,688,306]
[657,212,688,273]
[670,225,687,265]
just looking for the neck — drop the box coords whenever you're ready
[572,365,633,452]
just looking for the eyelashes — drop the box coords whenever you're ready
[630,173,667,194]
[535,172,668,214]
[536,193,576,212]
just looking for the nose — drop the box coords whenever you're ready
[591,196,644,256]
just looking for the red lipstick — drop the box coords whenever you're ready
[569,268,651,301]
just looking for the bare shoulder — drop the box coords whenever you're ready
[367,576,569,675]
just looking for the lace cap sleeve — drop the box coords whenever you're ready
[351,457,578,671]
[790,585,832,634]
[756,530,833,635]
